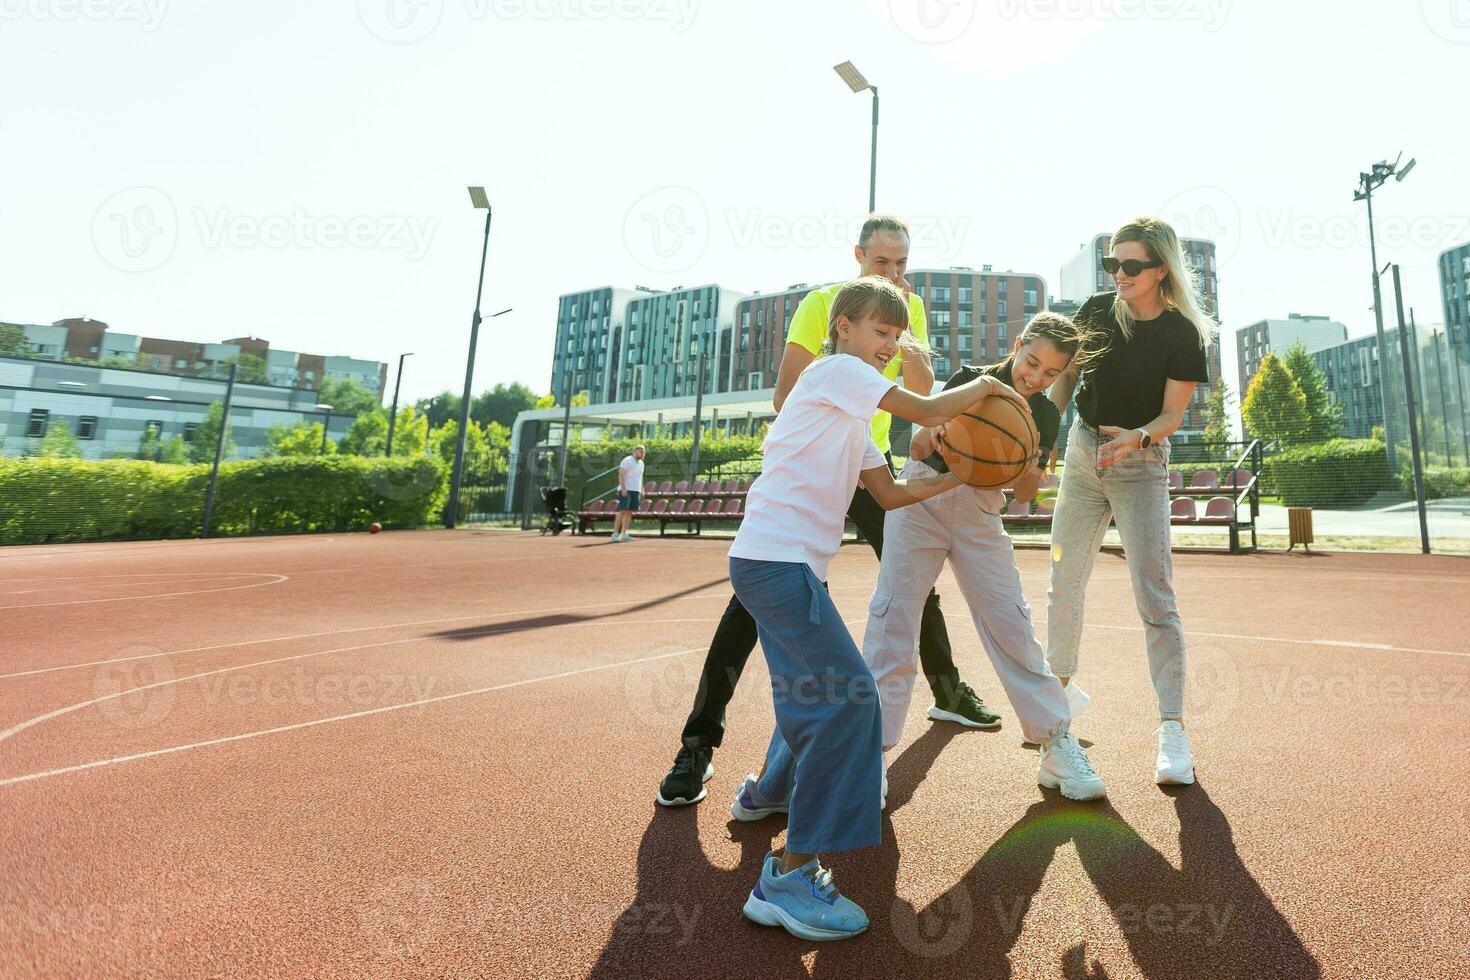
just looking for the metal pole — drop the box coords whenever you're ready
[558,354,573,486]
[320,409,331,454]
[1391,265,1430,554]
[1427,322,1451,464]
[447,207,492,528]
[385,352,409,456]
[200,363,237,538]
[1362,177,1398,469]
[690,350,707,478]
[867,87,879,213]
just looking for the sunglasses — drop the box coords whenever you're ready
[1102,256,1163,277]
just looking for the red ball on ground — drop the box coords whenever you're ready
[368,522,383,534]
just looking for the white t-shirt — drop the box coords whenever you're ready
[729,354,896,581]
[619,455,645,493]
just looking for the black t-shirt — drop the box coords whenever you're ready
[1072,292,1210,430]
[922,361,1061,475]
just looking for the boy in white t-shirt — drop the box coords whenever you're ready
[729,277,1030,941]
[610,445,646,542]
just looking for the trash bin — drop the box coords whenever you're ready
[1287,507,1314,552]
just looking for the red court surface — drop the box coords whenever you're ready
[2,530,1468,979]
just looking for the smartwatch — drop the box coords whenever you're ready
[1137,428,1153,449]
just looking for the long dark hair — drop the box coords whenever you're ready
[988,311,1101,385]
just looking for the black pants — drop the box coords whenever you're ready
[679,483,964,751]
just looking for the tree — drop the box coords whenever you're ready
[473,382,539,429]
[187,403,234,463]
[1282,341,1342,442]
[416,391,462,431]
[387,404,428,457]
[534,393,555,410]
[0,324,25,355]
[1203,382,1233,454]
[222,352,269,384]
[339,409,389,456]
[266,420,335,456]
[1242,353,1310,445]
[137,422,163,460]
[160,435,190,464]
[38,420,83,458]
[318,377,382,417]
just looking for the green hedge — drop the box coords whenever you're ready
[1264,439,1390,508]
[0,456,447,545]
[1398,464,1470,500]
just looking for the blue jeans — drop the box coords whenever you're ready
[729,557,883,854]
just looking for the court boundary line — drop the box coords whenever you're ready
[0,573,289,610]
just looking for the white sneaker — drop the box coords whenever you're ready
[1155,721,1195,785]
[622,533,637,541]
[1063,682,1092,718]
[611,533,625,542]
[880,768,888,810]
[1037,731,1106,800]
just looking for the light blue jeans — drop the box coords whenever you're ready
[1045,420,1187,718]
[729,557,883,854]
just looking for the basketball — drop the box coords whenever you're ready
[368,522,382,534]
[938,393,1039,488]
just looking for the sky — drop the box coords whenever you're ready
[3,0,1467,412]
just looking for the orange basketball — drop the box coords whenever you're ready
[937,393,1039,488]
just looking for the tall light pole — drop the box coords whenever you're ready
[384,352,413,456]
[315,403,334,454]
[200,363,237,538]
[834,61,878,213]
[1354,153,1416,469]
[447,185,496,529]
[1391,264,1429,553]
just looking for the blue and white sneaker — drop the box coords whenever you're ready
[730,775,789,822]
[742,853,868,941]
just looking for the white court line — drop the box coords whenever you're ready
[0,617,721,749]
[0,573,289,610]
[0,614,865,789]
[1085,622,1470,660]
[0,537,338,563]
[0,589,736,679]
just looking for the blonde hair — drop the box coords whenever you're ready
[821,276,931,363]
[1108,216,1214,349]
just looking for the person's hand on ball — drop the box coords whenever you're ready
[979,376,1032,414]
[1096,425,1144,468]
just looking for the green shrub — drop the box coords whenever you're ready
[1264,439,1390,508]
[0,456,446,545]
[1398,464,1470,500]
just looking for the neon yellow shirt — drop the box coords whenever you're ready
[785,281,929,454]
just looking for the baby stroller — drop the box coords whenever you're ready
[539,486,572,536]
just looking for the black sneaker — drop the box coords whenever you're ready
[656,746,714,807]
[927,681,1002,730]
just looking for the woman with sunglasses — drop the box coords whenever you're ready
[1045,215,1213,786]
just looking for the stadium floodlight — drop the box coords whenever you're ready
[1353,151,1417,471]
[316,402,334,453]
[447,186,495,528]
[833,60,870,93]
[144,394,171,401]
[57,380,86,387]
[834,61,879,212]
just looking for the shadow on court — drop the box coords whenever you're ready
[588,723,1319,979]
[428,578,728,642]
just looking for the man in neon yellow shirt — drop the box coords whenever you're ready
[657,215,1000,809]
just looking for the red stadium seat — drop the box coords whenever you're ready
[1188,470,1218,491]
[672,480,690,495]
[724,498,743,516]
[638,497,653,512]
[1200,496,1235,525]
[1225,468,1252,491]
[1168,471,1185,493]
[1170,498,1197,524]
[668,499,687,514]
[689,479,708,495]
[655,480,674,497]
[650,499,669,514]
[687,499,705,515]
